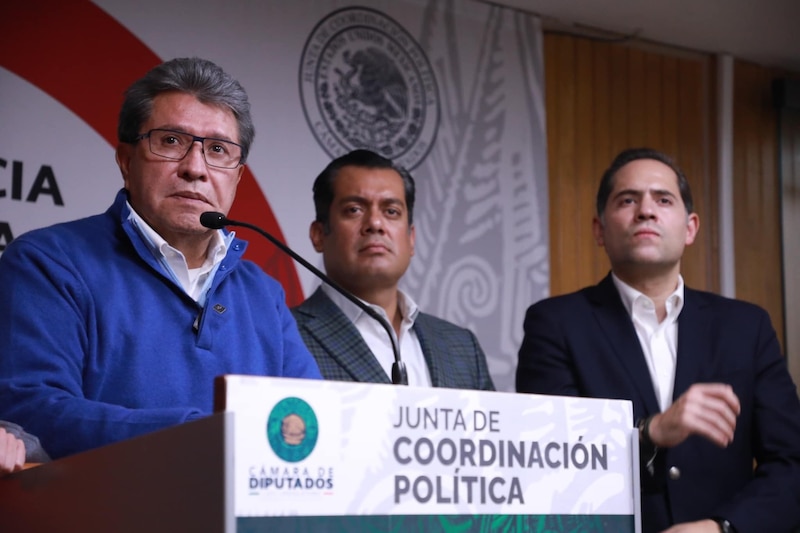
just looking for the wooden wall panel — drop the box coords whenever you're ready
[676,58,718,291]
[660,57,680,157]
[543,33,788,349]
[590,42,613,277]
[575,39,600,277]
[733,62,785,347]
[643,53,664,148]
[777,104,800,387]
[544,33,718,296]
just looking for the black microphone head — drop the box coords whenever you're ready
[200,211,228,230]
[392,361,409,386]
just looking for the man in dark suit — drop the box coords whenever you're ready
[292,149,494,390]
[516,148,800,533]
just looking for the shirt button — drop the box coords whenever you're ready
[220,265,227,270]
[669,466,681,480]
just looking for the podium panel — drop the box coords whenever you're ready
[0,412,234,533]
[217,375,639,532]
[0,377,640,532]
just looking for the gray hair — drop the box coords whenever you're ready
[117,57,255,162]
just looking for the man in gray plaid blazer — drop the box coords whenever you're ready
[292,150,494,390]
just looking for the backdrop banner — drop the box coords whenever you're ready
[0,0,549,392]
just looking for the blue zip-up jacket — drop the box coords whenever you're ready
[0,190,321,459]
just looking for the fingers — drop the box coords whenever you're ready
[15,434,25,468]
[0,428,13,474]
[691,403,734,447]
[0,428,25,475]
[682,385,738,446]
[699,383,740,415]
[651,383,740,448]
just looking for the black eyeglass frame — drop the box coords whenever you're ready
[133,128,245,169]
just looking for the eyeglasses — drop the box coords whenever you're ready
[134,128,244,169]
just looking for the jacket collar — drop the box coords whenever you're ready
[299,288,392,384]
[587,274,661,414]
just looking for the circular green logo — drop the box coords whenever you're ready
[267,397,319,462]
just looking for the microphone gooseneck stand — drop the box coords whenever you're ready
[199,211,408,385]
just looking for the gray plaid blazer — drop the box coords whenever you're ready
[291,288,494,391]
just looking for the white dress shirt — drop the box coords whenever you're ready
[321,283,432,386]
[127,202,229,304]
[612,273,684,411]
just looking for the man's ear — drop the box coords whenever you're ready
[592,216,605,247]
[685,212,700,246]
[116,144,133,188]
[309,221,325,253]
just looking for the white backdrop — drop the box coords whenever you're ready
[0,0,549,392]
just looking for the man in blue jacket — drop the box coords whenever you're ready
[516,148,800,533]
[0,57,321,459]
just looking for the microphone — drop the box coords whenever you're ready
[200,211,408,385]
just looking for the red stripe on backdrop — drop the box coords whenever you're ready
[1,1,304,304]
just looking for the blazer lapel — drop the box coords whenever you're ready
[302,289,391,384]
[590,275,661,415]
[673,288,712,400]
[412,315,444,386]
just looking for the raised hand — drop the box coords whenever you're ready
[649,383,740,448]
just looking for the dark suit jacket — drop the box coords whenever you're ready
[292,287,494,391]
[516,274,800,533]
